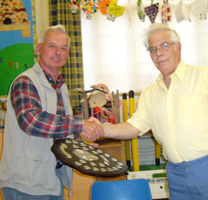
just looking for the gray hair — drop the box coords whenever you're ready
[143,23,181,50]
[38,24,70,48]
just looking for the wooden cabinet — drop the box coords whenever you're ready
[0,130,126,200]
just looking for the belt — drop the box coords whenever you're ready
[56,160,63,169]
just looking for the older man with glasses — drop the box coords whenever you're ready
[101,23,208,200]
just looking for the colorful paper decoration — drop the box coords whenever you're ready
[107,0,125,21]
[67,0,82,13]
[0,0,30,25]
[32,0,38,62]
[144,0,159,23]
[16,62,19,69]
[137,0,146,22]
[161,0,171,24]
[9,61,13,68]
[99,0,111,15]
[175,0,190,23]
[82,0,100,19]
[0,57,31,69]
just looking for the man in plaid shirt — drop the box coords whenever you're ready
[0,24,104,200]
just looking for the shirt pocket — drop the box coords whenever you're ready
[179,96,203,125]
[25,137,50,162]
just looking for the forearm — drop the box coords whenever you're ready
[103,122,140,140]
[11,76,83,138]
[18,110,83,138]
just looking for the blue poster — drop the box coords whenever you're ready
[0,0,35,95]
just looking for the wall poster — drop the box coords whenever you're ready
[0,0,36,95]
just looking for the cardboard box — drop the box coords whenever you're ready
[128,169,169,199]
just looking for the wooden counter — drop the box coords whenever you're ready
[0,130,126,200]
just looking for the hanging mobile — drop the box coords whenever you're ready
[137,0,146,22]
[82,0,100,19]
[161,0,171,24]
[67,0,82,13]
[99,0,111,16]
[144,0,159,23]
[106,0,125,22]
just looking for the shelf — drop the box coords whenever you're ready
[0,22,31,37]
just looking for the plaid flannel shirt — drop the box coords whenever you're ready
[10,71,83,139]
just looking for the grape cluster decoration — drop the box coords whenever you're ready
[144,1,159,23]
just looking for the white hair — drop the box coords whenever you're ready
[143,23,181,50]
[38,24,70,48]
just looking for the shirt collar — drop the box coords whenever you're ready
[43,70,65,88]
[156,60,186,83]
[172,60,186,82]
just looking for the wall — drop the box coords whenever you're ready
[35,0,49,36]
[81,0,208,93]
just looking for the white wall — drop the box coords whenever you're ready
[35,0,49,36]
[81,0,208,93]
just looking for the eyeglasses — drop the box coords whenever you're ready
[148,42,174,55]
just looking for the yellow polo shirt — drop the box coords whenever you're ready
[128,61,208,163]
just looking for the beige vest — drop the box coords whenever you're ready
[0,63,73,196]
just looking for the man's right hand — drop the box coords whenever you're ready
[80,117,104,142]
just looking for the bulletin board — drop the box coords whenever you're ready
[0,0,36,95]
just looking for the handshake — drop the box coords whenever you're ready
[79,115,140,143]
[80,117,105,142]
